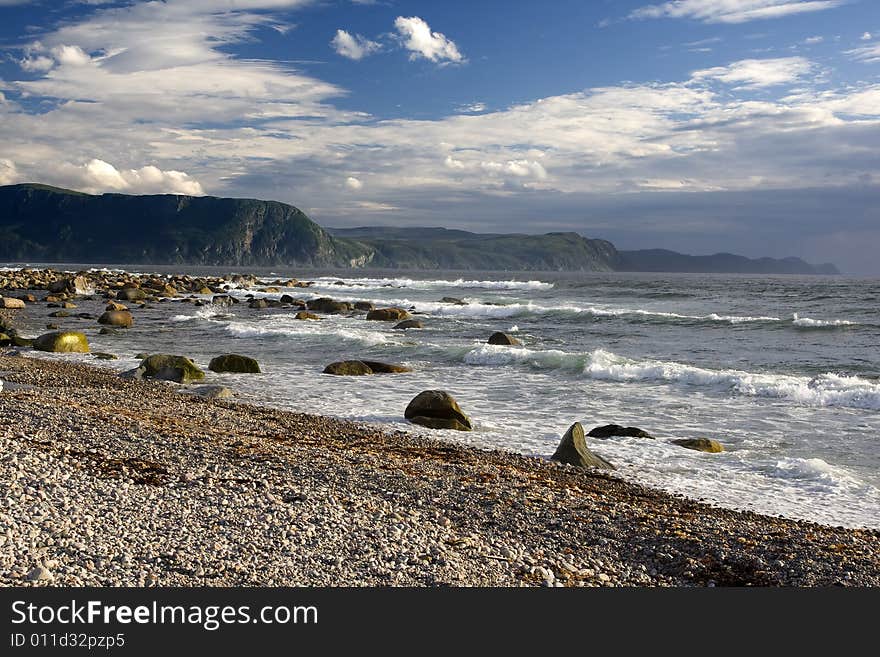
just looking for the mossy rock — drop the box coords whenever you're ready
[33,331,90,353]
[140,354,205,383]
[208,354,261,374]
[323,360,374,376]
[551,422,615,470]
[672,438,725,453]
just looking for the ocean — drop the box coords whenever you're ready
[10,266,880,529]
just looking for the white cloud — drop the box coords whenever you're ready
[0,159,20,185]
[55,159,205,195]
[345,176,363,190]
[20,55,55,72]
[691,57,814,88]
[629,1,846,24]
[803,36,824,45]
[394,16,464,64]
[457,102,487,113]
[847,43,880,63]
[51,45,92,67]
[862,32,873,40]
[331,29,380,60]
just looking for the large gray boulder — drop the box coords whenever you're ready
[551,422,615,470]
[404,390,472,431]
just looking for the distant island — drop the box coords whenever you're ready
[0,184,839,274]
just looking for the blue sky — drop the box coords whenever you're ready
[0,0,879,272]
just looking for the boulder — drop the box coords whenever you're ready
[0,297,25,309]
[190,385,234,399]
[61,302,77,309]
[33,331,90,353]
[46,323,60,330]
[93,352,118,360]
[354,301,375,312]
[279,294,296,305]
[208,354,261,374]
[294,311,321,321]
[587,424,654,439]
[323,360,374,376]
[306,298,352,314]
[672,438,725,453]
[117,287,147,301]
[367,307,411,321]
[440,297,467,305]
[551,422,615,470]
[488,331,521,346]
[119,367,145,381]
[105,301,128,311]
[98,310,133,328]
[361,361,412,374]
[161,284,178,297]
[404,390,472,431]
[12,336,33,347]
[98,327,117,335]
[212,294,235,306]
[140,354,205,384]
[249,298,268,309]
[47,275,90,295]
[394,320,424,330]
[16,293,36,303]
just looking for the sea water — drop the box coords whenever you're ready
[13,267,880,529]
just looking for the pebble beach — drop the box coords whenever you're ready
[1,354,878,587]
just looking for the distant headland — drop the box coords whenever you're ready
[0,184,839,274]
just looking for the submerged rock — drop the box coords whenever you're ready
[488,331,521,346]
[354,301,375,312]
[404,390,472,431]
[93,352,118,360]
[360,361,412,374]
[440,297,467,305]
[551,422,615,470]
[307,298,352,314]
[323,360,374,376]
[33,331,90,353]
[588,424,654,439]
[394,319,424,330]
[672,438,725,453]
[294,311,320,321]
[117,287,147,301]
[208,354,261,374]
[140,354,205,383]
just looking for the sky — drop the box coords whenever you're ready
[0,1,878,272]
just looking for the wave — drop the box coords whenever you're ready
[223,317,394,347]
[462,345,880,410]
[301,276,555,291]
[792,313,857,328]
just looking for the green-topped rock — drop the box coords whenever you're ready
[208,354,261,374]
[404,390,472,431]
[551,422,615,470]
[140,354,205,383]
[672,438,725,453]
[33,331,90,353]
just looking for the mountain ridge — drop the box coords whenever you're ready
[0,184,839,274]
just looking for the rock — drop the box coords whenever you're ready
[161,284,178,297]
[76,313,97,320]
[98,310,133,328]
[0,297,26,309]
[61,301,77,309]
[212,294,235,306]
[440,297,467,305]
[46,323,60,330]
[44,295,64,302]
[47,275,90,295]
[361,361,412,374]
[354,301,375,312]
[249,299,268,309]
[93,352,118,360]
[12,336,33,347]
[208,354,261,374]
[404,390,472,431]
[26,565,53,582]
[120,367,145,380]
[672,438,725,453]
[323,360,374,376]
[105,301,128,311]
[134,353,150,360]
[279,294,298,305]
[98,327,117,336]
[367,307,411,321]
[588,424,654,439]
[306,298,352,314]
[16,293,36,303]
[488,331,521,346]
[551,422,615,470]
[197,286,213,295]
[294,311,320,320]
[191,385,233,399]
[33,331,90,353]
[260,287,281,293]
[140,354,205,383]
[117,287,147,301]
[394,320,424,330]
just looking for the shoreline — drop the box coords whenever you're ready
[1,353,878,586]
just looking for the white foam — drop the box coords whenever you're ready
[224,317,395,347]
[792,313,857,328]
[306,276,554,291]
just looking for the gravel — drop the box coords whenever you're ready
[1,353,878,587]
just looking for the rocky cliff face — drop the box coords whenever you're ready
[0,184,373,267]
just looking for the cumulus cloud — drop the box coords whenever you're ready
[345,176,363,190]
[331,29,381,60]
[394,16,464,63]
[629,0,845,24]
[691,57,814,88]
[862,32,873,40]
[57,159,205,195]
